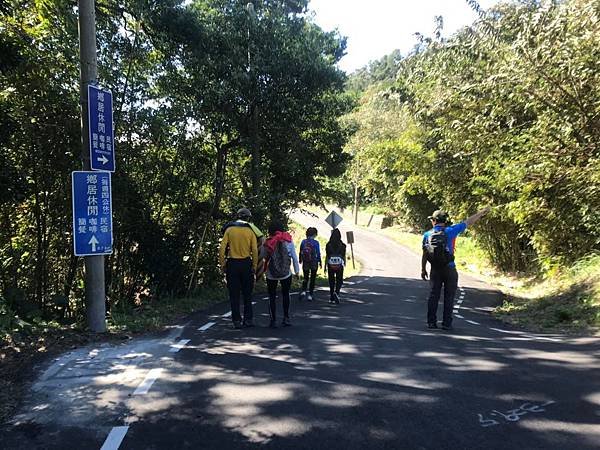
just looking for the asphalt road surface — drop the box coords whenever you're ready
[3,210,600,449]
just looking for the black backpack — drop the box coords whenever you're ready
[269,241,291,278]
[425,229,454,268]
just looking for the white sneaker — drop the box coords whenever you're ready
[300,291,307,300]
[307,293,313,302]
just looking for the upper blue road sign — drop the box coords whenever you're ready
[88,85,115,172]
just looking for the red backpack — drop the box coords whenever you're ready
[302,239,318,268]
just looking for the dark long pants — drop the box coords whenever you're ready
[427,266,458,327]
[226,258,254,323]
[328,267,344,299]
[302,266,317,294]
[267,275,292,321]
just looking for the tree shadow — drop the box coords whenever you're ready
[3,275,600,449]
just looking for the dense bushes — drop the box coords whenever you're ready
[0,0,351,325]
[345,0,600,272]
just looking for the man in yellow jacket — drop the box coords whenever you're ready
[219,208,259,329]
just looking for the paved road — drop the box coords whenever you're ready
[4,210,600,449]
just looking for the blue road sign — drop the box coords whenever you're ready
[88,85,115,172]
[72,171,113,256]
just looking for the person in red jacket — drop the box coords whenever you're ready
[261,221,300,328]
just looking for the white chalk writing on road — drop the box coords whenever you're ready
[478,401,555,427]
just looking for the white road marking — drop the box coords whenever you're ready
[466,319,480,325]
[455,314,464,319]
[221,311,232,318]
[100,426,129,450]
[489,327,560,342]
[490,327,514,334]
[169,339,190,353]
[133,368,163,395]
[197,321,216,332]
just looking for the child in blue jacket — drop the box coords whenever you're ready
[299,227,321,301]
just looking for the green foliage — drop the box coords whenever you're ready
[342,0,600,273]
[0,0,351,325]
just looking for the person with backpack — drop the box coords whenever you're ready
[421,207,491,330]
[325,228,346,304]
[262,220,300,328]
[219,208,260,329]
[221,212,264,244]
[299,227,322,301]
[222,208,266,277]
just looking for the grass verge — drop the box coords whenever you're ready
[494,254,600,333]
[108,285,226,334]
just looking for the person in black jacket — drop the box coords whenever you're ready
[325,228,346,304]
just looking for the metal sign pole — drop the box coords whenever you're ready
[346,231,355,269]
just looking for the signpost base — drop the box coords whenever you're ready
[84,255,106,332]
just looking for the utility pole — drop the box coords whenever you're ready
[78,0,106,332]
[353,184,359,225]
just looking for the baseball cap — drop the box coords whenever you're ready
[237,208,252,219]
[428,210,449,222]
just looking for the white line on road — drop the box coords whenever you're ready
[133,368,163,395]
[100,426,129,450]
[489,327,560,342]
[169,339,190,353]
[221,311,232,318]
[455,314,464,319]
[198,321,216,332]
[466,319,480,325]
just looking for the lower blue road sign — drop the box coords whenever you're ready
[72,171,113,256]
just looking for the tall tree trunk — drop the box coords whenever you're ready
[187,137,239,294]
[211,139,236,217]
[249,105,260,214]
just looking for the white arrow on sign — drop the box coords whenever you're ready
[88,235,99,252]
[325,210,343,229]
[97,154,109,165]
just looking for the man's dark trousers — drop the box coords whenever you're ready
[226,258,254,324]
[427,265,458,327]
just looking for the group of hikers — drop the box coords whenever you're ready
[218,208,347,329]
[219,205,491,331]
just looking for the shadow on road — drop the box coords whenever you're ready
[4,276,600,450]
